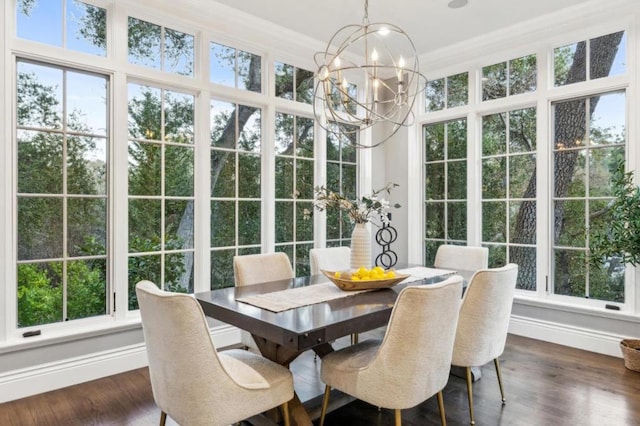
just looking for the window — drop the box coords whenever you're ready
[210,100,262,289]
[275,112,315,275]
[210,42,262,92]
[481,107,537,288]
[127,83,195,308]
[326,123,357,247]
[482,54,536,100]
[425,72,468,112]
[552,92,626,302]
[554,31,626,86]
[423,118,467,265]
[17,0,107,56]
[16,60,109,327]
[127,17,194,76]
[275,62,314,104]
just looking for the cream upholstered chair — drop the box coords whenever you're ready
[309,246,351,275]
[233,252,295,352]
[319,275,464,426]
[234,252,295,286]
[451,263,518,425]
[434,244,489,272]
[309,246,358,347]
[136,281,293,426]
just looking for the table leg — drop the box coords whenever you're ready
[253,335,301,366]
[288,393,314,426]
[252,335,328,425]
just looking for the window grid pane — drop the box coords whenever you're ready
[128,17,194,77]
[326,123,358,247]
[424,118,468,266]
[275,112,315,276]
[128,84,195,307]
[481,108,537,290]
[552,91,626,302]
[210,101,263,289]
[275,61,314,104]
[16,60,109,328]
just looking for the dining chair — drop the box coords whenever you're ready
[309,246,351,275]
[309,246,359,347]
[318,275,464,426]
[434,244,489,272]
[234,252,295,286]
[233,252,295,352]
[136,281,293,426]
[451,263,518,425]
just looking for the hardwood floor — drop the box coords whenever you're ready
[1,334,639,425]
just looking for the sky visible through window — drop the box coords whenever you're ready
[18,0,105,55]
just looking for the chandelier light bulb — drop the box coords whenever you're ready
[319,65,330,81]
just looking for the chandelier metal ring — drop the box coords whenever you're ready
[313,1,427,148]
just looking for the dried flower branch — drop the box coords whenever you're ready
[304,182,400,225]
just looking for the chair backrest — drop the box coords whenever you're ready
[452,263,518,367]
[136,281,241,425]
[233,252,294,286]
[309,246,351,275]
[368,275,463,408]
[434,244,489,272]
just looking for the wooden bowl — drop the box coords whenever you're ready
[321,270,410,291]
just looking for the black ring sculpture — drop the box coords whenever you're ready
[375,213,398,269]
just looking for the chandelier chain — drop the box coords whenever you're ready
[363,0,369,25]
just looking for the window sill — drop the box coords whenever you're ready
[514,294,640,323]
[0,317,142,355]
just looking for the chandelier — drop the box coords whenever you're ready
[313,0,427,148]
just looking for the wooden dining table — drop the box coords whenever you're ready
[195,266,471,426]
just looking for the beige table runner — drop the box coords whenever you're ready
[235,267,457,313]
[236,281,372,312]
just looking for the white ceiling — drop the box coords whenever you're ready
[211,0,589,55]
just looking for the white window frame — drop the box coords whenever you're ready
[416,22,637,315]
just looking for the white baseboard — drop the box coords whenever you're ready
[0,319,624,404]
[0,325,241,403]
[509,315,624,358]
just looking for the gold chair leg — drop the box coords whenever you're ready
[319,385,331,426]
[159,411,167,426]
[494,358,506,404]
[465,366,475,425]
[281,400,291,426]
[351,333,359,345]
[437,391,447,426]
[395,408,402,426]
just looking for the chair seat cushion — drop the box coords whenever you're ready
[321,339,382,397]
[220,349,293,393]
[322,339,381,373]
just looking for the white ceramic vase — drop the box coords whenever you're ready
[350,222,371,269]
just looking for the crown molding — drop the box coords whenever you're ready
[420,0,639,77]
